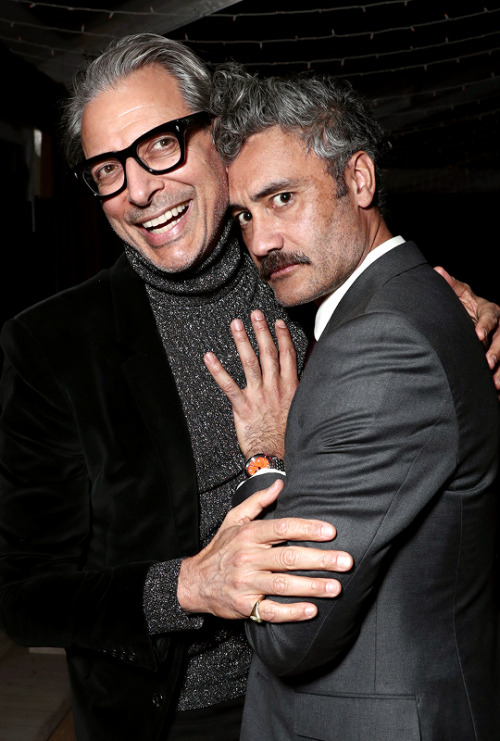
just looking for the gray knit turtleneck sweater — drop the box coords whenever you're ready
[125,220,308,712]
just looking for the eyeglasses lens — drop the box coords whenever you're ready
[84,129,182,197]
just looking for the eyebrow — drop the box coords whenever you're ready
[229,178,301,213]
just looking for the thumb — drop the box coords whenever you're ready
[224,479,284,528]
[434,265,454,287]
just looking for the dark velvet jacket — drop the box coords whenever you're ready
[0,254,200,740]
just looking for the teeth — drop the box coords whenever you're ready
[142,202,188,230]
[146,216,183,235]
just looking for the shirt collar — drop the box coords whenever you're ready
[314,235,406,340]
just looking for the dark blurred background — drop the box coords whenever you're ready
[1,0,499,328]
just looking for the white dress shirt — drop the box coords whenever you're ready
[314,235,406,341]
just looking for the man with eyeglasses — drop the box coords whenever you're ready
[72,111,211,200]
[0,33,498,741]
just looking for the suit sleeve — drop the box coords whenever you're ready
[0,318,160,669]
[245,310,460,676]
[233,470,286,507]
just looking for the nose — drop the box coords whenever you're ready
[124,157,163,206]
[248,214,284,260]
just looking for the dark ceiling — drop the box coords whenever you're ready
[1,0,500,188]
[1,0,499,322]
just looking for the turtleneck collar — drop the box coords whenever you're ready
[124,219,246,301]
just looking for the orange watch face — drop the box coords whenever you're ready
[246,455,272,477]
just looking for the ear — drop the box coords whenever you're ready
[345,151,376,209]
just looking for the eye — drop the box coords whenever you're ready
[235,211,252,226]
[91,161,120,183]
[272,192,293,207]
[140,134,180,165]
[151,135,177,152]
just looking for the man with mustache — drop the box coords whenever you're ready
[206,66,500,740]
[0,34,498,741]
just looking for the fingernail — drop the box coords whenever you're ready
[337,554,352,569]
[252,309,264,321]
[304,606,316,617]
[232,318,244,330]
[276,319,287,329]
[321,524,335,538]
[326,580,340,594]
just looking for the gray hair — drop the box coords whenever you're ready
[210,64,390,203]
[61,33,212,167]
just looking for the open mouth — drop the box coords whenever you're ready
[141,202,189,234]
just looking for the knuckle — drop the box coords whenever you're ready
[243,355,260,371]
[281,604,301,622]
[220,379,236,395]
[294,521,316,540]
[231,572,246,592]
[308,579,323,595]
[282,346,297,360]
[262,344,278,360]
[281,546,298,568]
[261,601,278,622]
[309,522,330,540]
[270,574,288,595]
[232,513,253,527]
[233,546,255,570]
[273,518,290,539]
[320,552,335,569]
[231,551,246,571]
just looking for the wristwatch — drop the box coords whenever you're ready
[244,453,285,477]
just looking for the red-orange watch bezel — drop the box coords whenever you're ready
[245,454,285,477]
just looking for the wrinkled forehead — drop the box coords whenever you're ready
[81,65,191,159]
[227,126,325,197]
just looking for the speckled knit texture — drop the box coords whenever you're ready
[128,220,308,711]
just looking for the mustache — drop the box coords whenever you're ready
[259,251,311,281]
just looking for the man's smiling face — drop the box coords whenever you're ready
[81,64,229,273]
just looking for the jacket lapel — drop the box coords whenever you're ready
[109,254,199,553]
[324,241,428,337]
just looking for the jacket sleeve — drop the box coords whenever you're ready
[0,317,162,670]
[233,470,286,508]
[244,310,466,676]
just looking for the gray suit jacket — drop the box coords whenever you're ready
[237,242,499,741]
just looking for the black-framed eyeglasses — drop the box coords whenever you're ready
[72,111,212,199]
